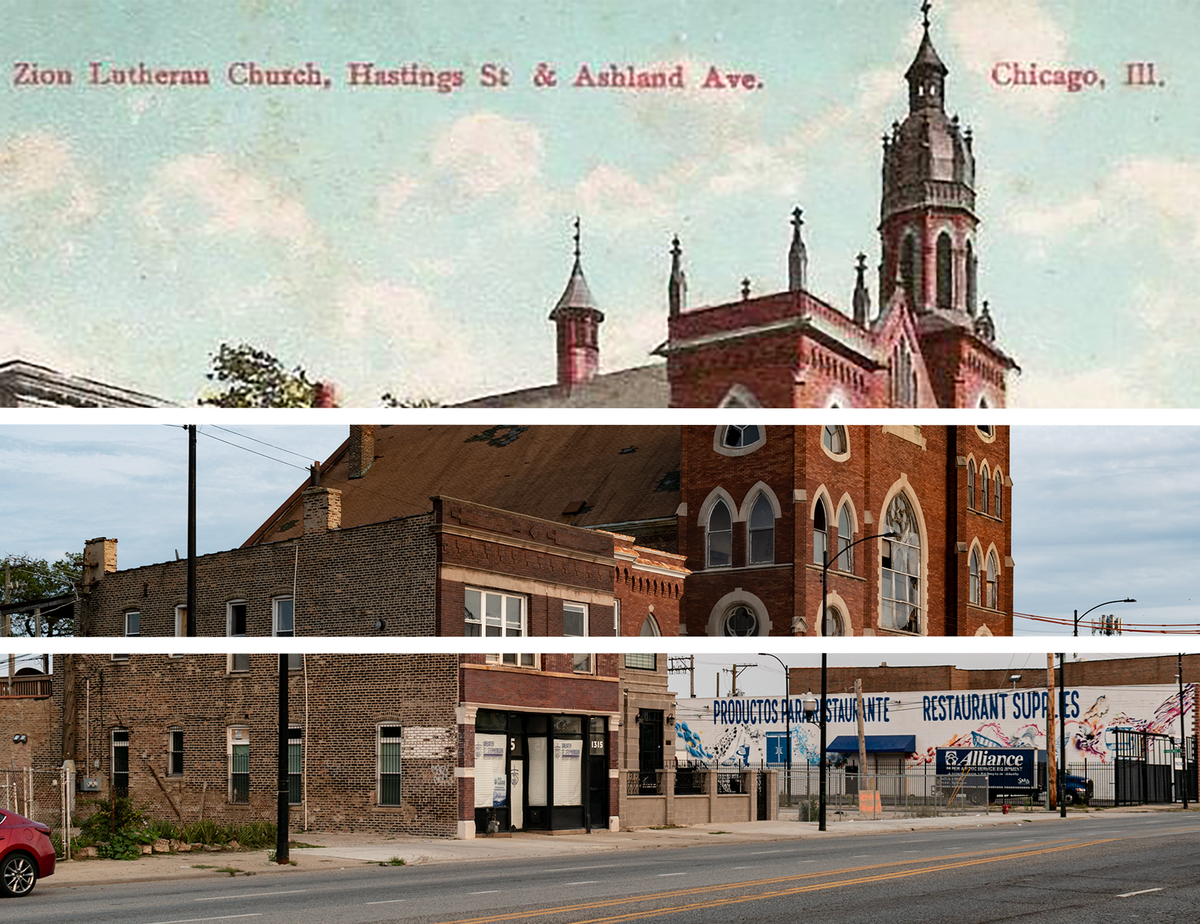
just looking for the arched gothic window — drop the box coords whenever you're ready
[813,498,829,566]
[891,338,916,407]
[966,240,977,315]
[722,425,760,448]
[986,552,999,609]
[969,549,981,605]
[900,233,919,305]
[640,614,661,637]
[822,425,847,455]
[994,472,1003,519]
[836,504,854,572]
[882,493,921,633]
[824,605,845,637]
[967,460,976,509]
[707,499,732,568]
[936,232,953,310]
[748,494,775,564]
[980,464,990,514]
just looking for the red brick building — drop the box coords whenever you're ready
[457,11,1016,410]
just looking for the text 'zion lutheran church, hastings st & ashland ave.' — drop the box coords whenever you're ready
[459,9,1016,409]
[75,424,1012,639]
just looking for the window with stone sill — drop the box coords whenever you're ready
[813,498,830,566]
[987,552,999,610]
[485,653,538,668]
[227,600,249,673]
[466,588,526,637]
[881,492,921,634]
[969,548,981,605]
[994,471,1003,519]
[747,493,775,564]
[822,425,848,456]
[980,463,990,514]
[706,499,733,568]
[168,727,184,777]
[377,725,402,807]
[836,504,855,573]
[967,459,976,509]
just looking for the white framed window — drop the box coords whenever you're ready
[882,492,922,634]
[713,422,765,455]
[986,552,999,609]
[967,459,976,509]
[563,602,588,637]
[124,610,140,636]
[228,727,249,804]
[174,605,186,638]
[614,598,621,636]
[706,499,733,568]
[572,652,594,674]
[466,588,526,637]
[168,727,184,777]
[487,653,538,667]
[969,549,981,605]
[273,597,301,670]
[980,464,990,514]
[377,725,403,806]
[273,596,294,636]
[994,471,1003,519]
[747,494,774,564]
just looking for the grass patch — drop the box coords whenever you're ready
[289,840,320,849]
[378,856,406,867]
[707,830,731,835]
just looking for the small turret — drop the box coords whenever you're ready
[668,235,687,318]
[549,217,604,389]
[852,253,871,326]
[788,207,808,292]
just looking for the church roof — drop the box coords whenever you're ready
[453,363,668,408]
[245,423,682,546]
[549,257,601,318]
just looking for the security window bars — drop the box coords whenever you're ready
[112,729,129,798]
[625,653,657,670]
[288,727,302,805]
[378,726,403,806]
[230,743,249,804]
[168,728,184,777]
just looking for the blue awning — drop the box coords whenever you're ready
[827,735,917,754]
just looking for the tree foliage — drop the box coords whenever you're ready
[2,552,81,636]
[199,343,319,408]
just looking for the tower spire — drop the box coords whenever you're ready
[549,217,604,389]
[788,207,808,292]
[668,234,687,318]
[852,252,871,326]
[906,0,947,113]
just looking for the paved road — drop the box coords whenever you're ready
[14,813,1200,923]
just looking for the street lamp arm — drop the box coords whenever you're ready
[1073,597,1137,636]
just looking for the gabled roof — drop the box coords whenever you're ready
[246,424,682,545]
[453,363,668,408]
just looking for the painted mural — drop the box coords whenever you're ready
[674,684,1195,772]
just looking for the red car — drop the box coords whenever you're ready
[0,809,56,897]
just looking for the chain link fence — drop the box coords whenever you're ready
[0,767,72,858]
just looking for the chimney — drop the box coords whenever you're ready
[349,425,375,479]
[82,537,118,590]
[302,486,342,535]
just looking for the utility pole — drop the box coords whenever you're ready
[1179,654,1190,810]
[276,653,290,863]
[1046,653,1057,811]
[855,678,869,797]
[186,425,197,637]
[723,662,756,697]
[667,656,695,697]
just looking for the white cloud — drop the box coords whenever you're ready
[575,165,670,227]
[946,0,1070,116]
[139,152,320,255]
[1010,366,1159,409]
[431,112,544,197]
[0,131,98,228]
[375,173,420,220]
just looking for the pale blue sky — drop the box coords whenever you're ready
[2,422,1199,636]
[4,1,1199,406]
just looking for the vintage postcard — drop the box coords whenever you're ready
[1,0,1194,408]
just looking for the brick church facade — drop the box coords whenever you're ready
[459,11,1017,410]
[75,423,1012,639]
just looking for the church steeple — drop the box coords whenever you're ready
[549,217,604,389]
[787,207,808,292]
[906,1,947,113]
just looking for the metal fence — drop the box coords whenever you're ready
[0,767,72,858]
[776,768,1001,818]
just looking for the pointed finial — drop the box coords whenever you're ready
[853,252,871,326]
[741,277,751,300]
[921,0,932,30]
[572,215,581,259]
[671,234,681,259]
[668,234,687,318]
[791,207,804,230]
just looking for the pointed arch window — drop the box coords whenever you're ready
[882,492,921,634]
[823,605,845,637]
[980,464,990,514]
[813,498,829,566]
[936,232,953,310]
[969,549,981,605]
[707,499,732,568]
[967,460,976,509]
[822,425,847,455]
[639,614,661,637]
[722,424,760,448]
[891,338,916,408]
[836,504,854,572]
[995,471,1003,519]
[966,240,978,315]
[900,233,919,306]
[748,494,775,564]
[986,552,999,609]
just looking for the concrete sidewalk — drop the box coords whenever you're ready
[38,804,1187,891]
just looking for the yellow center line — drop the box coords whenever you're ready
[430,836,1120,924]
